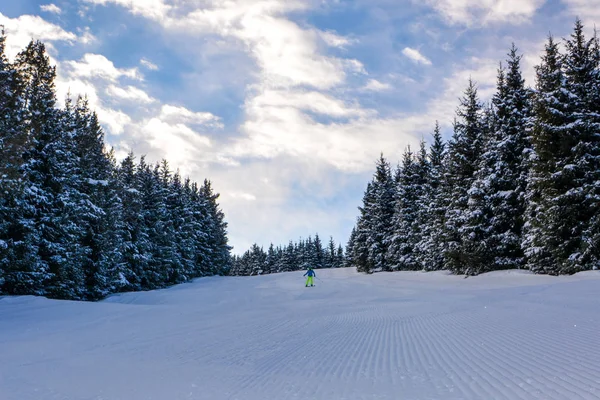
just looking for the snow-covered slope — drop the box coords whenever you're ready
[2,268,600,400]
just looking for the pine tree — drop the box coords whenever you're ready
[200,180,232,275]
[312,233,324,269]
[353,182,375,273]
[0,28,25,183]
[177,176,200,280]
[345,227,357,268]
[69,98,122,299]
[388,147,421,270]
[265,243,277,274]
[525,23,600,274]
[443,80,486,274]
[280,241,296,272]
[326,236,336,269]
[247,244,266,275]
[16,40,74,297]
[188,180,210,277]
[361,155,395,272]
[416,123,446,271]
[116,153,148,290]
[0,29,32,294]
[136,162,165,288]
[1,34,234,298]
[463,46,532,275]
[556,20,600,272]
[523,36,566,274]
[412,140,432,270]
[336,244,345,268]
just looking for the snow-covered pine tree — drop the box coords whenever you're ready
[247,244,266,275]
[416,123,446,271]
[154,160,180,283]
[0,29,34,294]
[229,254,240,275]
[0,28,25,184]
[363,155,395,272]
[300,240,308,270]
[69,98,123,299]
[351,181,375,273]
[523,36,566,274]
[116,153,148,290]
[443,79,486,274]
[280,241,296,272]
[312,233,324,269]
[200,179,232,275]
[265,243,277,274]
[16,40,78,298]
[463,46,531,275]
[336,243,345,268]
[557,20,600,272]
[166,170,191,283]
[413,140,432,270]
[188,180,211,277]
[135,159,167,288]
[387,147,421,270]
[326,236,336,269]
[173,176,195,280]
[103,148,127,289]
[525,22,600,275]
[345,227,356,268]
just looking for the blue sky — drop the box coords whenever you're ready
[1,0,598,253]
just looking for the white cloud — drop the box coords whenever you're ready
[0,12,76,58]
[232,103,421,172]
[421,0,546,26]
[107,85,156,104]
[65,54,141,82]
[143,117,212,171]
[83,0,346,90]
[54,74,133,137]
[84,0,172,21]
[318,30,355,48]
[78,27,97,45]
[363,79,393,92]
[402,47,432,65]
[159,105,223,128]
[140,58,159,70]
[229,192,257,201]
[40,4,62,14]
[78,0,513,252]
[343,59,367,75]
[561,0,600,23]
[97,108,132,135]
[248,89,371,118]
[55,54,143,137]
[427,57,499,125]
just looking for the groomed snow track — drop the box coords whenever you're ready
[2,268,600,400]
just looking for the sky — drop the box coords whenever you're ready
[1,0,599,254]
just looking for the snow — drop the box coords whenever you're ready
[2,268,600,400]
[87,178,109,186]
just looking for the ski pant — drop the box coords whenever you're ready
[305,276,314,286]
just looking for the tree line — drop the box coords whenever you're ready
[0,34,231,300]
[230,235,346,276]
[346,20,600,276]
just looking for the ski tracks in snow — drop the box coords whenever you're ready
[1,270,600,399]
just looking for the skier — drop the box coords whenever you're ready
[304,267,316,287]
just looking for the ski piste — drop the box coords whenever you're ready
[3,268,600,400]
